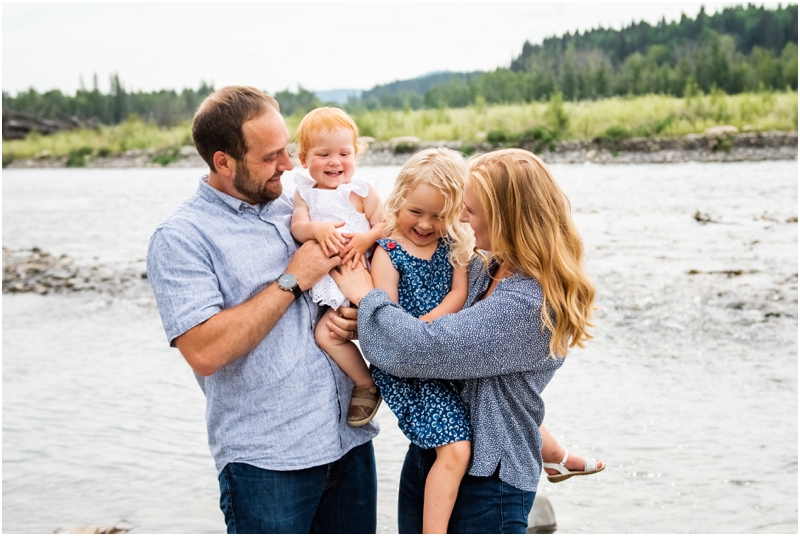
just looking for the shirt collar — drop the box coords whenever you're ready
[197,175,262,214]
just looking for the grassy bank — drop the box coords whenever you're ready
[3,91,797,163]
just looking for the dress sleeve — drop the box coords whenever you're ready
[342,176,371,201]
[357,279,563,380]
[293,173,316,202]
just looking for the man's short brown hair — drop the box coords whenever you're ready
[192,86,280,171]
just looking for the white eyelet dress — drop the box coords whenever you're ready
[294,173,373,310]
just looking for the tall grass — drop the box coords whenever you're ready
[4,91,796,161]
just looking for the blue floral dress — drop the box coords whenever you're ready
[371,238,472,449]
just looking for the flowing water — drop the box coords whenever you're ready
[3,162,797,533]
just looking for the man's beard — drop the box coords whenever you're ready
[232,160,281,204]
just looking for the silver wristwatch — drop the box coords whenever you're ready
[277,273,302,299]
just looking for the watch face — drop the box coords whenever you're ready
[278,273,297,289]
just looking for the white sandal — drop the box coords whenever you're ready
[543,449,605,483]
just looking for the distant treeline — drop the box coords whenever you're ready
[2,4,797,127]
[348,4,798,110]
[2,76,215,128]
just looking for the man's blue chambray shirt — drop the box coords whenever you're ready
[147,176,378,475]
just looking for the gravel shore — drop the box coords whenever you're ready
[6,131,796,169]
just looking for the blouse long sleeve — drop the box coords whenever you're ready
[358,263,563,380]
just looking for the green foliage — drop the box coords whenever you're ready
[65,146,93,167]
[460,145,476,156]
[152,146,183,166]
[545,91,569,137]
[520,127,557,152]
[97,147,112,157]
[2,153,15,167]
[393,142,418,155]
[486,129,509,144]
[274,86,323,116]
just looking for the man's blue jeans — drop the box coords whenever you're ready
[218,441,377,534]
[398,443,535,534]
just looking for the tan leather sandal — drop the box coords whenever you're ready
[347,385,381,427]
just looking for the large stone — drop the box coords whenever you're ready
[704,125,739,138]
[527,495,556,534]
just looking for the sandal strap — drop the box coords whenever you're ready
[584,458,598,472]
[542,449,570,475]
[351,397,379,408]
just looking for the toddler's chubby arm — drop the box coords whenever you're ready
[370,247,400,303]
[341,184,386,268]
[291,190,347,257]
[419,265,468,323]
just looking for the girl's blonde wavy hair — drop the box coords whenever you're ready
[383,148,474,267]
[467,149,595,357]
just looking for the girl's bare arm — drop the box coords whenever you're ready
[291,190,346,256]
[370,247,400,303]
[419,265,468,323]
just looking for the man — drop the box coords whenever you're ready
[146,86,378,533]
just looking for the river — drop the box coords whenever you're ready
[2,162,797,533]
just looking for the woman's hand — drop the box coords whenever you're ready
[330,262,374,307]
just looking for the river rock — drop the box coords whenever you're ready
[527,495,557,534]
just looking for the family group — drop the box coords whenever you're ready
[147,85,603,534]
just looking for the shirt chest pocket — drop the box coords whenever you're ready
[213,224,296,306]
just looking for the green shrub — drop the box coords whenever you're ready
[152,146,183,166]
[393,142,418,154]
[66,146,93,167]
[2,153,15,168]
[486,129,508,144]
[97,147,112,157]
[595,125,632,156]
[520,127,557,152]
[460,145,476,156]
[545,91,569,137]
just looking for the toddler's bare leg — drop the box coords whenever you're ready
[541,424,604,472]
[423,440,471,534]
[315,309,373,387]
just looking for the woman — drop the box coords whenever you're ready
[332,149,596,533]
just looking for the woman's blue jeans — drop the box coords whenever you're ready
[398,443,535,534]
[218,441,377,534]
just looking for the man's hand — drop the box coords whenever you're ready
[286,240,343,290]
[326,304,359,341]
[329,262,375,307]
[174,241,341,377]
[312,221,347,257]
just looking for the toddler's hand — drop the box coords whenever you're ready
[340,232,374,268]
[314,222,347,257]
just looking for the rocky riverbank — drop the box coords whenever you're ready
[2,247,148,297]
[5,131,796,169]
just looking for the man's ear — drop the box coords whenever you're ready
[213,151,235,177]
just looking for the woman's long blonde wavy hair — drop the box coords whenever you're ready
[468,149,595,357]
[383,148,474,267]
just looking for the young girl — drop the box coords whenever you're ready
[370,148,475,534]
[290,107,384,426]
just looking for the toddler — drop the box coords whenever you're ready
[370,148,475,534]
[290,107,385,426]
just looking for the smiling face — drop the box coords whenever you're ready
[299,128,356,189]
[396,183,447,248]
[461,177,491,251]
[232,108,294,204]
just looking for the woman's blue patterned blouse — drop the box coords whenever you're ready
[358,256,565,492]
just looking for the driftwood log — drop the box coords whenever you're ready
[2,110,98,140]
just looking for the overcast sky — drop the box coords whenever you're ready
[2,2,784,96]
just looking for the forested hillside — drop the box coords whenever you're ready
[2,4,797,126]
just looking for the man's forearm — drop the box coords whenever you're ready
[175,282,296,376]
